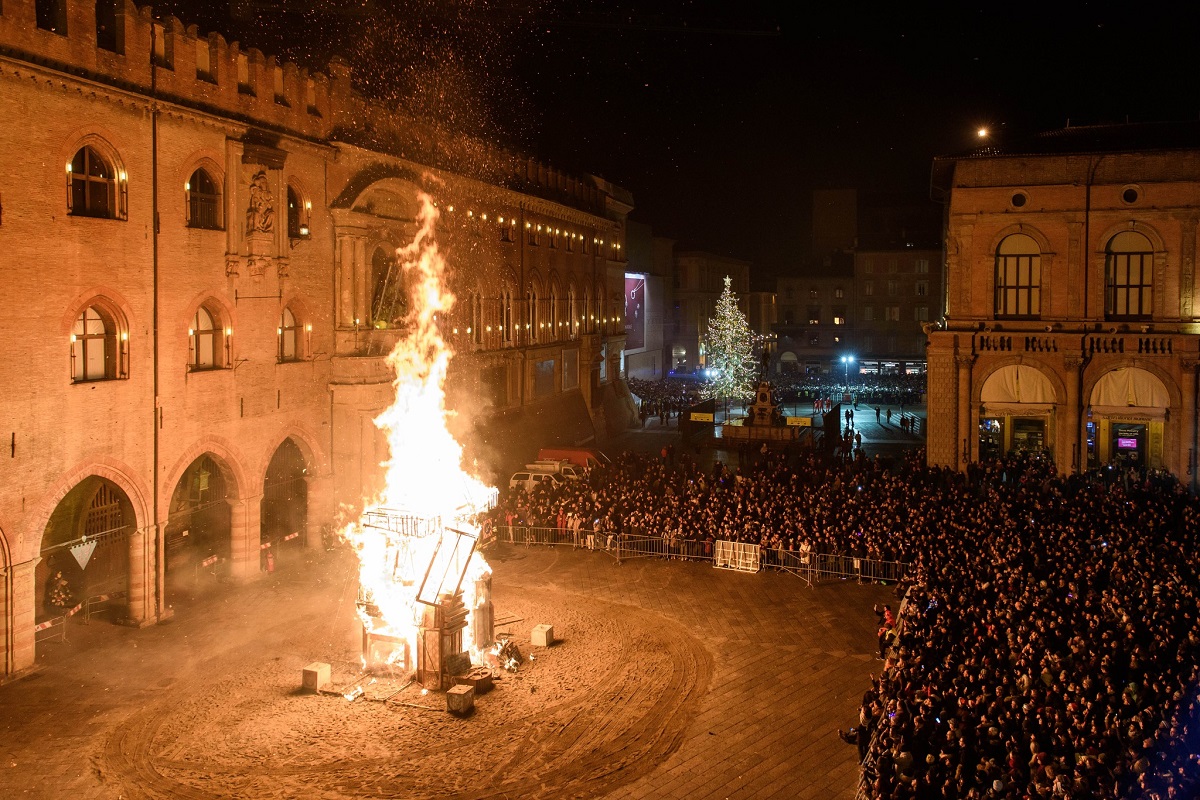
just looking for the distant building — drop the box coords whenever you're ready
[772,190,941,377]
[926,122,1200,487]
[853,247,940,375]
[667,252,751,374]
[771,276,855,376]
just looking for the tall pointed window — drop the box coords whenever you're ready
[190,306,219,370]
[186,168,221,229]
[278,307,300,362]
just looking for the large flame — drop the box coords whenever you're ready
[344,191,495,671]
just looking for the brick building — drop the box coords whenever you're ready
[0,0,631,677]
[926,122,1200,487]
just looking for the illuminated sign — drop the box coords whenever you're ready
[624,274,646,350]
[1116,437,1138,449]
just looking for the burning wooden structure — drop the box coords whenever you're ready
[355,496,495,690]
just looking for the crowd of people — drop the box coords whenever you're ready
[489,446,1200,800]
[627,373,924,423]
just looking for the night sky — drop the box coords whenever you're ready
[154,1,1200,286]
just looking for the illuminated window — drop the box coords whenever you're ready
[190,306,220,370]
[278,307,300,362]
[1105,231,1153,320]
[72,306,119,382]
[68,146,120,219]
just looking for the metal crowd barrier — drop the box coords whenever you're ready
[492,527,909,584]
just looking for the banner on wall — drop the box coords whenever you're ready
[625,274,646,350]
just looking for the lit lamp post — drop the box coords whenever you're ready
[840,354,855,386]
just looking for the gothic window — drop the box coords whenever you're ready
[501,290,514,344]
[190,305,221,370]
[1105,231,1153,320]
[186,168,221,230]
[994,234,1041,318]
[72,305,123,382]
[68,146,122,219]
[278,307,301,362]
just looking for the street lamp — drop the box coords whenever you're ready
[840,354,855,385]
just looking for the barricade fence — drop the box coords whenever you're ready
[491,527,909,582]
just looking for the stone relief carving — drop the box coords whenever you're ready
[245,169,275,234]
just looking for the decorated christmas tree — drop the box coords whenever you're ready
[702,275,759,403]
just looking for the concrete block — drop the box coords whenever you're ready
[531,623,554,647]
[302,661,331,693]
[446,683,475,715]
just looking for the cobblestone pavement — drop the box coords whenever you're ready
[0,544,894,800]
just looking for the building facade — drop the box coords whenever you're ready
[771,275,855,376]
[0,0,631,677]
[926,123,1200,487]
[853,247,940,375]
[666,251,750,374]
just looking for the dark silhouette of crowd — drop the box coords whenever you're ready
[491,447,1200,800]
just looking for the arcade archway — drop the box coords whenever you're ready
[978,365,1058,459]
[260,438,308,571]
[37,477,134,638]
[165,455,232,601]
[1086,367,1171,469]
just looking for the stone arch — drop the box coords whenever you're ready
[1084,362,1179,411]
[986,224,1054,256]
[57,126,130,188]
[973,358,1066,406]
[59,286,137,337]
[21,458,151,565]
[253,425,328,493]
[1095,220,1168,254]
[329,166,426,211]
[159,437,250,522]
[182,290,236,334]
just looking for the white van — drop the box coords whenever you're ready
[508,471,563,493]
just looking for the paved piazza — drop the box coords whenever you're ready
[0,544,892,799]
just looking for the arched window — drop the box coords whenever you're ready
[371,246,404,328]
[470,292,483,345]
[278,307,301,362]
[501,290,514,344]
[568,287,578,338]
[186,167,221,230]
[287,185,309,240]
[68,146,119,218]
[549,287,558,340]
[582,288,591,334]
[71,305,122,382]
[190,306,219,370]
[527,288,538,342]
[1106,231,1154,320]
[994,234,1041,318]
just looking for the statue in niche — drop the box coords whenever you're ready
[245,169,275,234]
